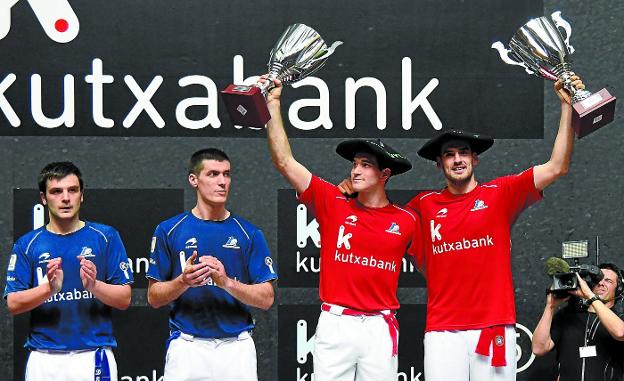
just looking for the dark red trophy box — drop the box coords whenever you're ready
[221,84,271,128]
[572,88,616,138]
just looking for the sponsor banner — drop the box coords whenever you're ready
[13,189,184,288]
[0,0,542,137]
[277,188,426,288]
[12,307,169,381]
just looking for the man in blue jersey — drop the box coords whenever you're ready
[146,148,277,381]
[4,161,133,381]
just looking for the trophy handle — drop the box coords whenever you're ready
[551,11,575,54]
[491,41,536,76]
[308,41,344,64]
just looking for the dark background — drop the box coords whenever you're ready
[0,0,543,137]
[1,0,623,380]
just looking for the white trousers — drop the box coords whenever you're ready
[164,332,257,381]
[25,348,118,381]
[313,310,398,381]
[424,325,517,381]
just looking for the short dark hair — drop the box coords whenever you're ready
[38,162,84,193]
[188,148,230,175]
[599,263,622,280]
[439,139,473,157]
[353,152,390,184]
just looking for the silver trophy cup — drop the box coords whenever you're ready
[222,24,342,128]
[492,11,616,138]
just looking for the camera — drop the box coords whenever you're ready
[551,263,604,291]
[547,240,604,298]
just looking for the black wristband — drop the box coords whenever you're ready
[587,295,602,304]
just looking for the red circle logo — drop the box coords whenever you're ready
[55,19,69,33]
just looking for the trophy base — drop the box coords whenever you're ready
[221,84,271,128]
[572,88,616,139]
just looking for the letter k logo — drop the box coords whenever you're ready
[430,220,442,242]
[1,0,80,43]
[336,225,352,250]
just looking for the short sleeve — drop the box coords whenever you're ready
[297,175,341,224]
[496,167,543,223]
[146,225,172,282]
[3,241,32,297]
[406,214,425,270]
[247,230,277,284]
[406,194,421,215]
[105,229,134,285]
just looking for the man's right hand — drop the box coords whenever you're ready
[258,75,283,110]
[180,251,211,287]
[568,273,596,301]
[47,258,63,295]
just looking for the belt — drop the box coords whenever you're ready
[321,303,399,356]
[179,331,251,342]
[475,325,507,367]
[34,348,94,354]
[166,330,251,350]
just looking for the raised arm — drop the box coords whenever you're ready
[531,292,565,356]
[573,273,624,341]
[533,76,585,191]
[586,298,624,341]
[263,78,312,195]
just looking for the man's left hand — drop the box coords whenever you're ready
[201,256,230,288]
[554,74,585,105]
[78,256,98,292]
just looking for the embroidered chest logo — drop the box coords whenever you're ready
[185,237,198,249]
[38,252,52,264]
[385,222,401,235]
[78,246,95,258]
[345,215,358,226]
[470,199,488,212]
[222,236,240,249]
[436,208,448,218]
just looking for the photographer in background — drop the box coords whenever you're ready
[532,263,624,381]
